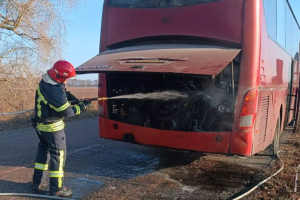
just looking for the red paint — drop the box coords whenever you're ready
[229,130,254,156]
[272,59,283,85]
[78,47,241,75]
[98,73,110,138]
[102,119,231,154]
[100,2,109,52]
[105,0,243,46]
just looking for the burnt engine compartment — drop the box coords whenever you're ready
[107,62,240,132]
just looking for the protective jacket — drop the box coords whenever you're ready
[34,74,85,132]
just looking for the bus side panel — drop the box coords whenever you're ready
[258,0,291,152]
[253,89,286,154]
[229,0,261,156]
[259,0,299,133]
[263,39,292,129]
[269,88,286,135]
[252,1,276,155]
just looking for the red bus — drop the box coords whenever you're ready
[76,0,300,156]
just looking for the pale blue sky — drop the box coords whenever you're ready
[63,0,300,80]
[290,0,300,21]
[63,0,104,80]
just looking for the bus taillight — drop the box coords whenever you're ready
[238,89,258,130]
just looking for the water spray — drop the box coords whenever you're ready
[83,91,188,102]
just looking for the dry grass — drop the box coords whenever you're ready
[0,87,98,131]
[249,131,300,200]
[66,87,98,109]
[0,76,38,131]
[65,87,99,121]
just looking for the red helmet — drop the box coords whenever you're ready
[47,60,76,83]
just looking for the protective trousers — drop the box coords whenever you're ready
[32,129,67,193]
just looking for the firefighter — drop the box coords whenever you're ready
[31,60,92,197]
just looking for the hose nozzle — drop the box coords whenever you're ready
[98,97,109,101]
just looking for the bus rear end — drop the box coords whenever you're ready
[77,0,262,156]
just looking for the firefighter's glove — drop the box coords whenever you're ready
[66,91,80,105]
[70,99,80,105]
[79,100,92,112]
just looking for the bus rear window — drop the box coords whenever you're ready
[109,0,221,8]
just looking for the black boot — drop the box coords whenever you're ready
[50,187,72,197]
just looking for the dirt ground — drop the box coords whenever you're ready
[82,152,271,200]
[248,129,300,200]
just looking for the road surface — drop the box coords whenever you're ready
[0,118,273,200]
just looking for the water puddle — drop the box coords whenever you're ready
[66,177,104,199]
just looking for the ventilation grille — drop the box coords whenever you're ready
[257,96,270,143]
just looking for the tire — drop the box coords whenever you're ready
[272,115,281,155]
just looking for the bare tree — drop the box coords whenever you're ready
[86,79,91,87]
[66,79,98,87]
[0,0,81,66]
[0,0,82,112]
[92,80,98,87]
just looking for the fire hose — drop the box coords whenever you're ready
[231,151,284,200]
[0,109,35,116]
[0,193,76,200]
[294,164,300,195]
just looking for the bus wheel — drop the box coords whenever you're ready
[272,116,281,155]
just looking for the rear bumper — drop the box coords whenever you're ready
[99,118,254,156]
[99,118,231,154]
[229,130,254,156]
